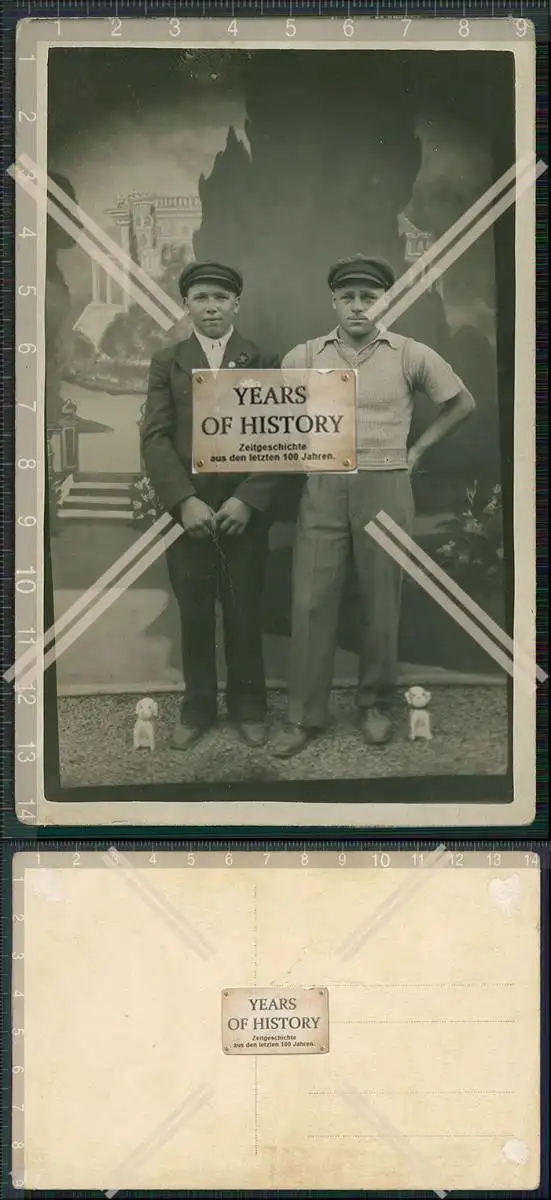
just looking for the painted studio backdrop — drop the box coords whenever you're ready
[46,48,513,694]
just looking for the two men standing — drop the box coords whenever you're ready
[142,255,475,757]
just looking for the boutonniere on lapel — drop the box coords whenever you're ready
[232,351,250,369]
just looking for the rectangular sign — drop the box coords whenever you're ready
[192,368,356,473]
[221,985,330,1055]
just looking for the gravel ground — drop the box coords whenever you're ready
[58,687,508,788]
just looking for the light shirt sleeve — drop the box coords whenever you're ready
[405,339,467,406]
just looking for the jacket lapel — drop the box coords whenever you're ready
[221,331,252,369]
[174,332,210,376]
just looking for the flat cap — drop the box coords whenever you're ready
[178,260,243,298]
[328,254,395,292]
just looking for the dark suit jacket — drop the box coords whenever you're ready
[141,331,281,518]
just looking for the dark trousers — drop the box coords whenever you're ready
[289,471,415,727]
[166,520,269,727]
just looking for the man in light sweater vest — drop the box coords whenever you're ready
[273,254,476,757]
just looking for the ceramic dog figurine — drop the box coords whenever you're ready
[133,696,158,752]
[405,686,432,741]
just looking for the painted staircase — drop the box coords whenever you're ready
[58,475,136,522]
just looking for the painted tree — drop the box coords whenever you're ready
[194,52,434,350]
[99,306,170,365]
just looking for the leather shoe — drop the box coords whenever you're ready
[271,724,317,758]
[170,722,209,751]
[236,721,268,748]
[360,708,393,746]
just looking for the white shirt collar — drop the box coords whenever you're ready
[323,324,399,350]
[194,326,234,368]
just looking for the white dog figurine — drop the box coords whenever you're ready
[404,686,432,741]
[133,696,158,752]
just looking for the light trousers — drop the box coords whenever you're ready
[288,471,415,727]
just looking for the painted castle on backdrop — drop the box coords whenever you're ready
[73,192,202,349]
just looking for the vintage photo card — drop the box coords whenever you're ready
[12,846,542,1191]
[10,16,545,826]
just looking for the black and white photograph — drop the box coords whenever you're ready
[12,847,542,1192]
[12,19,540,819]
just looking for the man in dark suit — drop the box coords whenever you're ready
[141,261,279,751]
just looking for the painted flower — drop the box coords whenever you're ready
[129,474,164,527]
